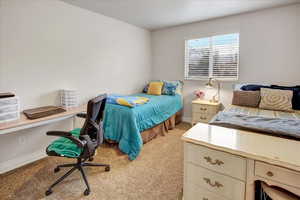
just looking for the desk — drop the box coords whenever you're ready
[0,105,86,173]
[182,123,300,200]
[0,105,86,135]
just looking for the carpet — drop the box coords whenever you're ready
[0,123,191,200]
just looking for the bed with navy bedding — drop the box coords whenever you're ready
[103,93,183,160]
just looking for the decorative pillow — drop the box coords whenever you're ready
[241,84,270,91]
[270,85,300,110]
[259,88,293,112]
[162,80,183,95]
[142,84,149,93]
[232,91,261,107]
[162,82,177,95]
[147,81,164,95]
[142,80,161,93]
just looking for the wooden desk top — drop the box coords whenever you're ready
[182,123,300,172]
[0,105,86,132]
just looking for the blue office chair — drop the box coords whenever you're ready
[45,94,110,196]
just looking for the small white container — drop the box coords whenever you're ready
[60,90,78,108]
[0,104,19,114]
[0,112,20,123]
[0,97,18,107]
[0,96,20,123]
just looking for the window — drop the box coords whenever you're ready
[185,33,239,80]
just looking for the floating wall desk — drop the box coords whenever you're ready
[0,105,86,135]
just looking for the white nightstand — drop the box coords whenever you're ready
[192,99,221,125]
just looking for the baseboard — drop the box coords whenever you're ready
[182,117,192,124]
[0,150,46,174]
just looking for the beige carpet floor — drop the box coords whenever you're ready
[0,123,190,200]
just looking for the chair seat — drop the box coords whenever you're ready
[47,128,83,158]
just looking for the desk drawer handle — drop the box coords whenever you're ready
[200,117,207,120]
[204,156,224,166]
[200,108,207,111]
[203,198,208,200]
[266,171,274,177]
[203,178,223,188]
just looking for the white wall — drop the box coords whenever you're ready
[0,0,151,173]
[0,0,152,109]
[151,4,300,120]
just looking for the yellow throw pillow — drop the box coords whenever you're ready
[147,82,164,95]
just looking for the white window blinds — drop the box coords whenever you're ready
[185,33,239,80]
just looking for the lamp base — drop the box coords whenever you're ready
[210,95,220,103]
[209,99,219,103]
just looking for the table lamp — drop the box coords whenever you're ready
[205,78,220,103]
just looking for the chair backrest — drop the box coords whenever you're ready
[80,94,107,146]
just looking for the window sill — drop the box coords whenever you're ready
[184,77,238,82]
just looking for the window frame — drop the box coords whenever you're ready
[184,33,240,81]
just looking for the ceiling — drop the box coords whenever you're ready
[61,0,300,30]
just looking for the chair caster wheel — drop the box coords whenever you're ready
[88,158,94,161]
[105,166,110,172]
[45,189,53,196]
[84,189,90,196]
[54,167,60,173]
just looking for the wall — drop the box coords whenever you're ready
[151,4,300,121]
[0,0,151,173]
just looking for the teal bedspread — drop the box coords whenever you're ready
[103,93,183,160]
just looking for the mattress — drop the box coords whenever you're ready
[103,93,183,160]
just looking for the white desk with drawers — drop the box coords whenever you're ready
[182,123,300,200]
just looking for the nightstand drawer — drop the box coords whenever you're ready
[185,143,246,181]
[184,182,226,200]
[186,163,245,200]
[192,112,214,123]
[255,161,300,188]
[192,104,219,114]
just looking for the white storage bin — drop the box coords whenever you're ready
[0,104,19,114]
[60,90,78,108]
[0,112,20,123]
[61,96,78,101]
[0,96,20,123]
[0,97,19,107]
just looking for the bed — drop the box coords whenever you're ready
[206,84,300,198]
[210,83,300,140]
[103,93,183,160]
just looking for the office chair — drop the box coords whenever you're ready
[45,94,110,196]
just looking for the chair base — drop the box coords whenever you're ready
[45,158,110,196]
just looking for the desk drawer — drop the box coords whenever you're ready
[255,161,300,188]
[186,163,245,200]
[185,143,246,180]
[184,182,226,200]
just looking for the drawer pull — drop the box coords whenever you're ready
[204,156,224,166]
[200,108,207,111]
[203,177,223,188]
[203,198,208,200]
[200,117,207,120]
[266,171,274,177]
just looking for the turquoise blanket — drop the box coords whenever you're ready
[103,93,183,160]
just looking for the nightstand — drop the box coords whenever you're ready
[192,99,221,125]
